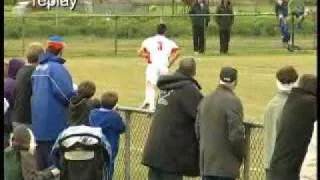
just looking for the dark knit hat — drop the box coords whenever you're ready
[220,67,238,83]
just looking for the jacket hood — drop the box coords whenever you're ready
[157,71,202,90]
[39,51,66,65]
[8,59,25,79]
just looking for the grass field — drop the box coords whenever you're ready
[4,37,316,179]
[60,54,316,118]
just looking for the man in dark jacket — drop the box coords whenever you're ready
[189,0,210,54]
[267,74,317,180]
[216,0,234,54]
[12,43,44,129]
[195,67,245,180]
[142,58,203,180]
[31,36,75,170]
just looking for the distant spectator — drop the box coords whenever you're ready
[89,91,126,180]
[142,58,203,180]
[4,125,60,180]
[267,74,317,180]
[300,121,317,180]
[12,43,44,130]
[195,66,245,180]
[189,0,210,54]
[263,66,298,177]
[275,0,293,51]
[31,36,74,170]
[4,58,25,148]
[68,80,96,126]
[216,0,234,54]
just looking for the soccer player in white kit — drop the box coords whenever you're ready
[137,23,180,111]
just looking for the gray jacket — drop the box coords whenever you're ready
[195,85,245,178]
[263,91,290,169]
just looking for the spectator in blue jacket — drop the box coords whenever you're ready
[89,91,126,180]
[31,36,75,170]
[275,0,293,52]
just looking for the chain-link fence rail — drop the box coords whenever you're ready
[4,12,316,58]
[114,106,264,180]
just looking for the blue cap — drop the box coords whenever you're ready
[48,35,64,43]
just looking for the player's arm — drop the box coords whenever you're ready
[137,47,146,58]
[168,48,180,68]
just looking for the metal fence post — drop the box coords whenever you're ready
[22,15,25,57]
[243,125,252,180]
[114,16,118,56]
[124,110,132,180]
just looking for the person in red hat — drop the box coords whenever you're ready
[31,36,75,171]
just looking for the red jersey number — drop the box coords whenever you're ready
[157,41,163,51]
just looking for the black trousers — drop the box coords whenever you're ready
[192,25,206,53]
[219,29,231,54]
[148,167,183,180]
[35,141,55,170]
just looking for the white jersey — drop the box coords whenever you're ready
[141,34,179,67]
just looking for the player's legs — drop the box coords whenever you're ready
[141,65,158,111]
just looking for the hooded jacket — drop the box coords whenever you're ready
[4,59,25,137]
[267,87,317,180]
[142,71,203,176]
[31,51,74,141]
[68,96,95,126]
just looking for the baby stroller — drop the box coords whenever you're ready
[51,125,112,180]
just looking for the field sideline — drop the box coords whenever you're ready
[61,54,316,120]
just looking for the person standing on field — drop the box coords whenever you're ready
[189,0,210,54]
[216,0,234,54]
[195,67,245,180]
[263,66,299,177]
[137,23,180,111]
[31,36,75,170]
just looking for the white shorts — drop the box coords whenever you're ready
[146,65,169,85]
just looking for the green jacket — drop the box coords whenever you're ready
[215,4,234,30]
[4,147,23,180]
[263,91,290,169]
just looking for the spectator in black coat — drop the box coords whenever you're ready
[142,58,203,180]
[12,43,44,129]
[267,74,317,180]
[189,0,210,54]
[216,0,234,54]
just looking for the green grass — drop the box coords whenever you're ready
[4,36,316,58]
[4,37,316,179]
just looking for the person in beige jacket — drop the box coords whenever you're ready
[263,66,298,175]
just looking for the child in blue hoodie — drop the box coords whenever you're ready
[89,91,126,180]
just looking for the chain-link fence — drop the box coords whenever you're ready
[4,11,317,58]
[114,106,264,180]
